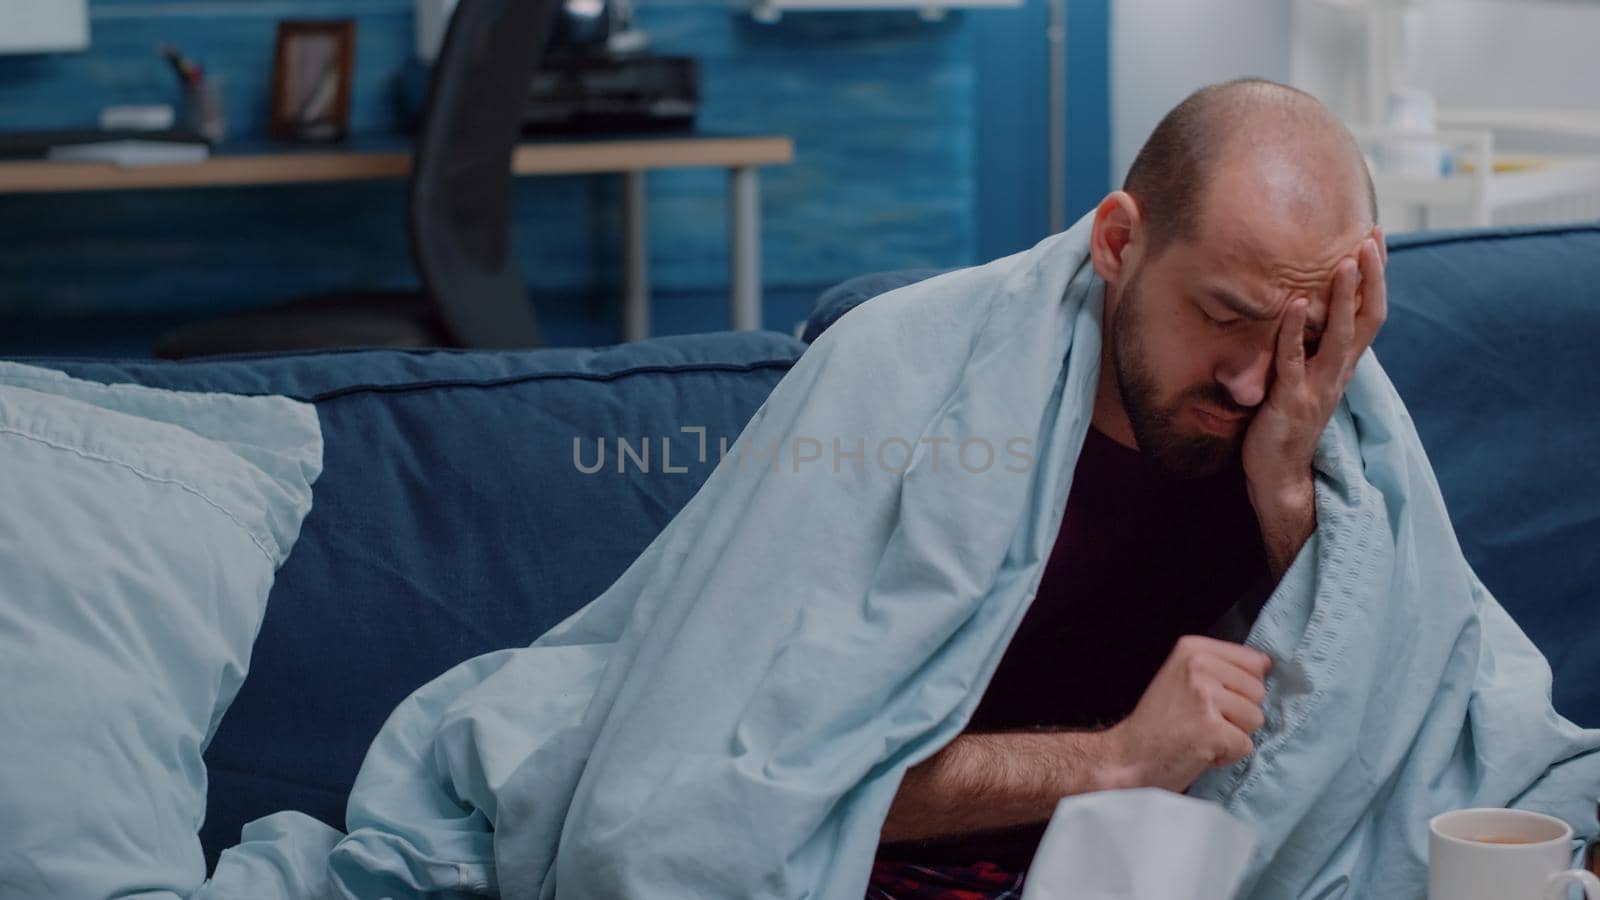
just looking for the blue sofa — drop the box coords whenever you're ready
[33,221,1600,870]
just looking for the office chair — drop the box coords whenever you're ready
[154,0,555,359]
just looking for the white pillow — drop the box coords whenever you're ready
[0,363,322,898]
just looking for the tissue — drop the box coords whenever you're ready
[1022,788,1258,900]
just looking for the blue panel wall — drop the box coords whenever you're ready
[972,0,1109,261]
[1062,0,1109,218]
[0,0,1108,354]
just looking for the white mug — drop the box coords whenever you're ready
[1429,808,1600,900]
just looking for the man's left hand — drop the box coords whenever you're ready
[1242,226,1389,577]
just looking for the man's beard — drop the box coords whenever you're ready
[1111,272,1250,479]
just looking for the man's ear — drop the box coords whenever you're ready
[1090,192,1141,287]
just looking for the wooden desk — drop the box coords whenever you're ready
[0,134,796,340]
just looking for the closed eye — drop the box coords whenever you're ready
[1200,307,1243,328]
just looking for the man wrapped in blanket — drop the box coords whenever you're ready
[866,78,1592,898]
[198,76,1598,900]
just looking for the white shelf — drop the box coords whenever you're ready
[746,0,1020,23]
[1349,125,1600,231]
[1440,107,1600,141]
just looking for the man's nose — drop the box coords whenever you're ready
[1215,344,1274,409]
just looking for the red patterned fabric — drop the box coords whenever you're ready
[864,860,1027,899]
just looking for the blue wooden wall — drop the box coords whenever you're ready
[0,0,1107,354]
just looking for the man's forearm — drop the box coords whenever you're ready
[879,730,1132,844]
[1251,474,1317,581]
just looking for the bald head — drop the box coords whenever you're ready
[1123,78,1377,259]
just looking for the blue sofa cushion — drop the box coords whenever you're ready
[35,331,807,868]
[800,267,951,343]
[1377,223,1600,727]
[803,223,1600,729]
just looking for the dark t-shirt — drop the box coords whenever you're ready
[875,424,1273,874]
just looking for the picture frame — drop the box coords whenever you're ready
[269,19,356,143]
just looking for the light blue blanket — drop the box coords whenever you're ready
[200,211,1600,899]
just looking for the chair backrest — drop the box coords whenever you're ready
[410,0,557,348]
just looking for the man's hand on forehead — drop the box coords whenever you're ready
[1305,227,1387,358]
[1242,223,1388,577]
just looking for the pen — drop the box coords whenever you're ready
[159,44,201,85]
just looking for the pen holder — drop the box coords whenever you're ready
[182,76,227,145]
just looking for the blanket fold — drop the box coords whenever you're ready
[199,211,1600,900]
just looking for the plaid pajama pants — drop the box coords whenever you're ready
[865,860,1028,899]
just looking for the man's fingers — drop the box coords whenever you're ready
[1206,655,1269,704]
[1276,297,1310,387]
[1214,687,1267,735]
[1324,257,1360,361]
[1210,723,1257,768]
[1176,635,1272,678]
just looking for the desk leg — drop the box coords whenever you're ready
[624,170,650,342]
[730,165,762,331]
